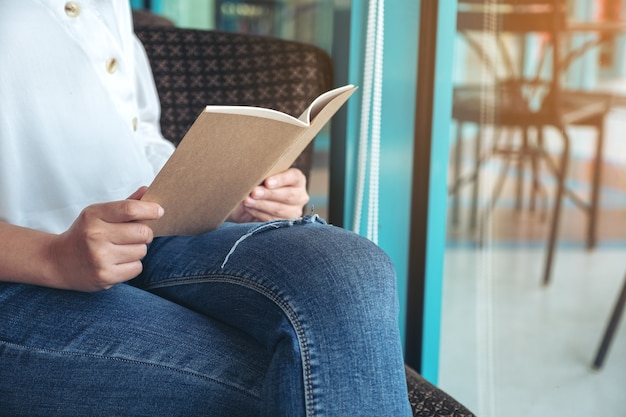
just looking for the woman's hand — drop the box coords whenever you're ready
[228,168,310,223]
[46,187,164,292]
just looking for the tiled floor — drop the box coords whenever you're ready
[439,247,626,417]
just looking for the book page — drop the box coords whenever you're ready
[204,105,308,127]
[298,84,356,123]
[200,84,356,127]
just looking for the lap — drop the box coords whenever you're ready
[0,217,405,416]
[133,217,399,351]
[131,217,407,416]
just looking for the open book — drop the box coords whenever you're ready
[141,84,357,236]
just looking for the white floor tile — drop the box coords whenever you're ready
[440,248,626,417]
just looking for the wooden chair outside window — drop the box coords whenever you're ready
[449,0,614,285]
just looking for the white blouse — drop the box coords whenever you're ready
[0,0,175,233]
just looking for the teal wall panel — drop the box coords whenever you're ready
[344,0,419,354]
[421,2,456,383]
[343,0,456,384]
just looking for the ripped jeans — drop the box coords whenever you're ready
[0,216,411,417]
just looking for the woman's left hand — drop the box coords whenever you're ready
[227,168,310,223]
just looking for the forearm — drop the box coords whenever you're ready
[0,221,58,287]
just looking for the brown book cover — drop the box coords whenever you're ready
[141,84,357,236]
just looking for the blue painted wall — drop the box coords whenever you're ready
[343,0,419,355]
[421,2,456,383]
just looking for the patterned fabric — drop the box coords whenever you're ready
[405,365,476,417]
[134,27,334,182]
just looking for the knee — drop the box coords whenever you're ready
[331,227,396,287]
[226,220,400,319]
[296,225,399,315]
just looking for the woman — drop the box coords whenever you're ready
[0,1,412,416]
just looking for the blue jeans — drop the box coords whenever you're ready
[0,216,411,416]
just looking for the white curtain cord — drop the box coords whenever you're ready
[353,0,384,244]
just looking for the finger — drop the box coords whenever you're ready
[108,260,145,284]
[226,203,256,224]
[264,168,306,189]
[95,199,164,224]
[243,198,303,221]
[108,222,154,245]
[82,239,148,271]
[127,186,149,200]
[249,186,309,207]
[109,243,149,264]
[77,246,147,291]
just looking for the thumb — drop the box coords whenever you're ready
[127,186,149,201]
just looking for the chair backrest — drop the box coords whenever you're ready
[135,27,334,182]
[457,0,565,33]
[456,0,566,110]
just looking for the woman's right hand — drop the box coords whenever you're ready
[47,188,164,292]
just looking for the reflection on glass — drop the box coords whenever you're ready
[441,1,626,417]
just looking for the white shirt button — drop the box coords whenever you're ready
[64,2,80,18]
[105,58,118,74]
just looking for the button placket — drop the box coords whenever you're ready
[56,0,136,133]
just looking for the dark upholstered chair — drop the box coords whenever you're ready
[135,26,325,183]
[134,23,475,417]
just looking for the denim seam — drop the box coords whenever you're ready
[139,274,316,417]
[0,338,260,400]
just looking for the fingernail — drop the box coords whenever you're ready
[157,206,165,217]
[266,178,277,188]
